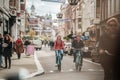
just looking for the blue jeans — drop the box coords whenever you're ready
[73,49,83,62]
[55,50,63,64]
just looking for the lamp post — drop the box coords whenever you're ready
[56,13,63,36]
[68,0,80,5]
[68,0,80,35]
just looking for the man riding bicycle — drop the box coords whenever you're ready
[72,35,84,63]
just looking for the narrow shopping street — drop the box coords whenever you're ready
[29,46,104,80]
[0,0,120,80]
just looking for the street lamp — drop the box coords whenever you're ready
[56,13,63,19]
[68,0,80,5]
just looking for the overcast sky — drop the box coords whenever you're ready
[26,0,62,19]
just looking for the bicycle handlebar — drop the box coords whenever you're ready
[72,48,81,50]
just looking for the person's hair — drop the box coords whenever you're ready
[76,35,81,37]
[56,35,61,40]
[4,34,12,42]
[106,17,119,29]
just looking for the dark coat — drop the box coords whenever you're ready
[15,42,24,54]
[0,38,3,54]
[99,29,120,80]
[99,30,120,55]
[72,40,84,49]
[3,42,12,57]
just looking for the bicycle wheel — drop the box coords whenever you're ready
[75,63,79,70]
[78,64,82,71]
[57,51,61,71]
[75,55,79,70]
[78,55,83,71]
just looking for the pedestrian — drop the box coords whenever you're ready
[26,41,34,56]
[0,33,3,68]
[3,34,13,69]
[53,35,64,66]
[15,37,24,59]
[44,40,47,47]
[24,39,30,54]
[99,17,120,80]
[49,40,54,50]
[72,35,84,63]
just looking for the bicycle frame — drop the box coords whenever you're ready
[55,50,62,71]
[74,49,83,71]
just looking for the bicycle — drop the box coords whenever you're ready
[55,50,62,71]
[73,48,83,71]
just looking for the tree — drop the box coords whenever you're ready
[28,28,35,39]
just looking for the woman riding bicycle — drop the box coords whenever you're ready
[53,35,64,67]
[72,35,84,63]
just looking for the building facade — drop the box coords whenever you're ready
[0,0,10,36]
[100,0,120,23]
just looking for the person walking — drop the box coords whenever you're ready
[53,35,64,66]
[3,34,13,69]
[24,39,30,55]
[15,37,24,59]
[0,33,3,68]
[99,17,120,80]
[26,41,34,56]
[49,40,54,50]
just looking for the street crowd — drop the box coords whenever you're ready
[0,33,25,69]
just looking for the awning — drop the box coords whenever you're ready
[0,7,10,16]
[0,7,10,20]
[3,14,9,20]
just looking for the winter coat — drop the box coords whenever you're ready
[54,40,64,50]
[72,40,84,49]
[0,38,3,54]
[3,41,12,57]
[15,42,24,54]
[99,30,120,55]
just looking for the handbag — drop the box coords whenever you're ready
[2,43,8,47]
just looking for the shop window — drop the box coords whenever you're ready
[20,4,25,10]
[116,0,120,12]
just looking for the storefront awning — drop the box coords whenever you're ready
[3,14,9,20]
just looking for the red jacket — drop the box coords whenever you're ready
[54,40,64,50]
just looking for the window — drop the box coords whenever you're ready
[108,0,111,17]
[116,0,120,12]
[96,0,100,7]
[114,0,116,13]
[111,0,114,14]
[105,0,108,19]
[20,4,25,10]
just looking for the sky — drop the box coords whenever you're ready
[26,0,63,19]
